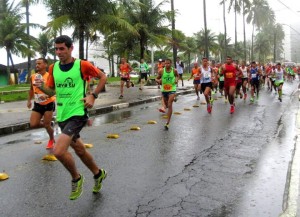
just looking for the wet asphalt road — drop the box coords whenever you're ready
[0,81,299,217]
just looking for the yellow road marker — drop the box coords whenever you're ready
[107,134,119,139]
[0,172,9,181]
[42,154,57,161]
[130,126,141,131]
[147,120,157,124]
[84,143,94,148]
[184,108,191,111]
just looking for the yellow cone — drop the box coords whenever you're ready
[192,105,200,108]
[84,143,93,148]
[42,154,57,161]
[162,115,168,119]
[107,134,119,139]
[200,101,206,105]
[0,172,9,181]
[184,108,191,111]
[174,112,182,115]
[34,141,42,144]
[147,120,157,124]
[130,126,141,131]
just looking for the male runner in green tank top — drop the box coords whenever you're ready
[155,58,178,130]
[34,35,107,200]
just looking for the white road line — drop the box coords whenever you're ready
[280,112,300,217]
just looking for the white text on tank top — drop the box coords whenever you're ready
[275,69,283,81]
[201,66,212,83]
[240,67,248,78]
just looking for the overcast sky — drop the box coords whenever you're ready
[1,0,300,65]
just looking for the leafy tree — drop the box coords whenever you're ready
[0,0,37,84]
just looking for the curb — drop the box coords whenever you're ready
[0,89,193,137]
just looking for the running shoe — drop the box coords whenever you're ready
[174,97,177,102]
[244,93,247,100]
[240,93,243,99]
[278,97,282,102]
[197,96,200,100]
[119,95,123,99]
[207,104,212,114]
[250,97,254,103]
[93,169,107,194]
[46,139,55,149]
[164,123,169,130]
[230,105,235,114]
[139,88,142,91]
[159,108,166,113]
[210,97,214,105]
[225,99,228,103]
[69,174,84,200]
[131,82,134,87]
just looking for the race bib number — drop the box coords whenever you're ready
[251,73,257,78]
[34,93,47,103]
[204,72,211,80]
[121,72,129,79]
[225,72,233,78]
[163,84,172,91]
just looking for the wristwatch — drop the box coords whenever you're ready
[91,92,98,99]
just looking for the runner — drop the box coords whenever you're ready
[188,62,201,100]
[235,66,243,100]
[156,59,164,89]
[272,62,285,102]
[176,57,184,87]
[27,58,56,149]
[220,56,242,114]
[119,57,134,99]
[34,35,107,200]
[156,58,178,130]
[240,61,249,101]
[249,61,262,103]
[217,63,226,99]
[200,57,213,113]
[139,58,149,90]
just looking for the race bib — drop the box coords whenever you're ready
[34,93,47,103]
[251,73,257,78]
[225,72,233,78]
[204,72,211,80]
[163,84,172,91]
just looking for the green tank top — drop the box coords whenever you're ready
[161,67,176,92]
[218,68,224,82]
[53,59,86,122]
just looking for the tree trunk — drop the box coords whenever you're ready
[234,0,237,58]
[243,0,247,61]
[223,0,227,61]
[188,52,191,73]
[273,31,276,63]
[203,0,209,59]
[25,0,31,84]
[85,33,89,60]
[6,50,10,85]
[79,25,85,59]
[171,0,177,67]
[251,23,254,61]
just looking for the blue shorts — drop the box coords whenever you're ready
[162,91,176,98]
[193,80,201,84]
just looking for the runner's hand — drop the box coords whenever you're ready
[81,95,95,108]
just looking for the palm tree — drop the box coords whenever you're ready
[194,29,218,58]
[217,33,231,62]
[246,0,275,61]
[43,0,136,59]
[122,0,170,60]
[21,0,40,83]
[0,0,37,84]
[35,32,55,58]
[203,0,209,58]
[170,0,177,66]
[182,36,197,73]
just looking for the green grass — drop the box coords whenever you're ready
[0,92,28,102]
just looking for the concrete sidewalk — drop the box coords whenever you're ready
[0,82,195,136]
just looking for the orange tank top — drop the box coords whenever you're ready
[31,73,55,105]
[192,68,200,80]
